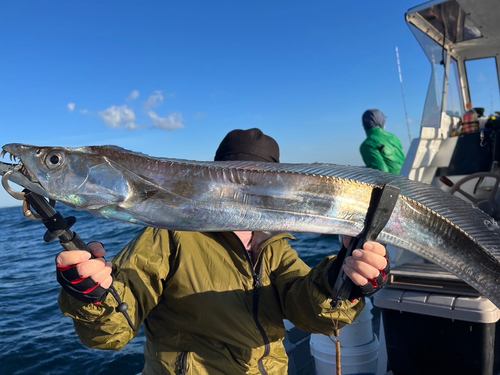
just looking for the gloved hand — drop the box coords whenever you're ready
[346,241,390,300]
[330,236,390,301]
[55,242,113,304]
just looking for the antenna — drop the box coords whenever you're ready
[396,46,412,143]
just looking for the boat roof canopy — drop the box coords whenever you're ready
[406,0,500,60]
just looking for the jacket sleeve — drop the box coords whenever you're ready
[58,227,172,350]
[268,239,365,336]
[360,141,390,173]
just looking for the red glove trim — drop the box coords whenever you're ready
[83,283,101,294]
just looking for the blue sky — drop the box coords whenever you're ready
[0,0,431,208]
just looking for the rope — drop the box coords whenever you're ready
[330,311,342,375]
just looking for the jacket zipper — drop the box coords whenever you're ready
[178,351,188,375]
[253,264,270,375]
[237,234,271,375]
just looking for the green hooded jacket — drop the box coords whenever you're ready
[59,228,365,374]
[360,127,405,175]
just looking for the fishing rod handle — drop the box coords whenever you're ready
[58,229,89,252]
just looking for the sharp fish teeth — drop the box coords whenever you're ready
[0,151,19,164]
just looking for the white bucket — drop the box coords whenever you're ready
[310,299,378,374]
[310,334,379,375]
[340,298,374,347]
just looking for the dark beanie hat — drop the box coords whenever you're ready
[214,128,280,163]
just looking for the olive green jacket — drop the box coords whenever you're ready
[59,228,365,374]
[360,127,405,175]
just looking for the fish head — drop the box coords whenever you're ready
[1,143,131,209]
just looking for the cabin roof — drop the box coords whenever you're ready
[406,0,500,60]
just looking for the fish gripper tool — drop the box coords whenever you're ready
[22,189,137,331]
[330,183,400,309]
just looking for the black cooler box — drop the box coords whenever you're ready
[374,288,500,375]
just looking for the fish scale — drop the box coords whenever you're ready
[1,143,500,308]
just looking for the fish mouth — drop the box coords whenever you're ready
[0,147,36,181]
[1,144,23,167]
[0,145,44,199]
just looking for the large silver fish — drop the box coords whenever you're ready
[2,143,500,308]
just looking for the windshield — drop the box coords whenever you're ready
[409,22,465,129]
[465,58,500,116]
[409,23,446,128]
[446,57,463,119]
[416,0,482,44]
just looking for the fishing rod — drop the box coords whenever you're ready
[396,46,412,144]
[1,170,137,331]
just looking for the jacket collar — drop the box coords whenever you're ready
[366,126,385,136]
[254,232,295,252]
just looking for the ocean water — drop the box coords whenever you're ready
[0,204,340,375]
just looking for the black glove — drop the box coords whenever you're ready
[56,261,109,304]
[328,244,391,303]
[348,248,390,301]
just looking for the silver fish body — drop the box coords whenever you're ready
[2,143,500,308]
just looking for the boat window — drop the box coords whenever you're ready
[446,57,463,118]
[409,23,445,128]
[417,0,482,44]
[465,58,500,117]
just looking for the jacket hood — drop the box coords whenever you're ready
[362,109,386,132]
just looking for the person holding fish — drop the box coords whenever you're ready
[55,128,390,375]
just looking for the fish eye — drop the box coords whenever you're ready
[45,150,65,169]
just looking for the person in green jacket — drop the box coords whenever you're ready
[360,109,405,175]
[56,128,390,375]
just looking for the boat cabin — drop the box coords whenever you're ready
[402,0,500,219]
[374,2,500,374]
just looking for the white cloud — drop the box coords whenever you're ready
[144,90,164,109]
[148,111,185,131]
[80,109,89,115]
[67,103,75,112]
[127,90,140,101]
[99,105,140,130]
